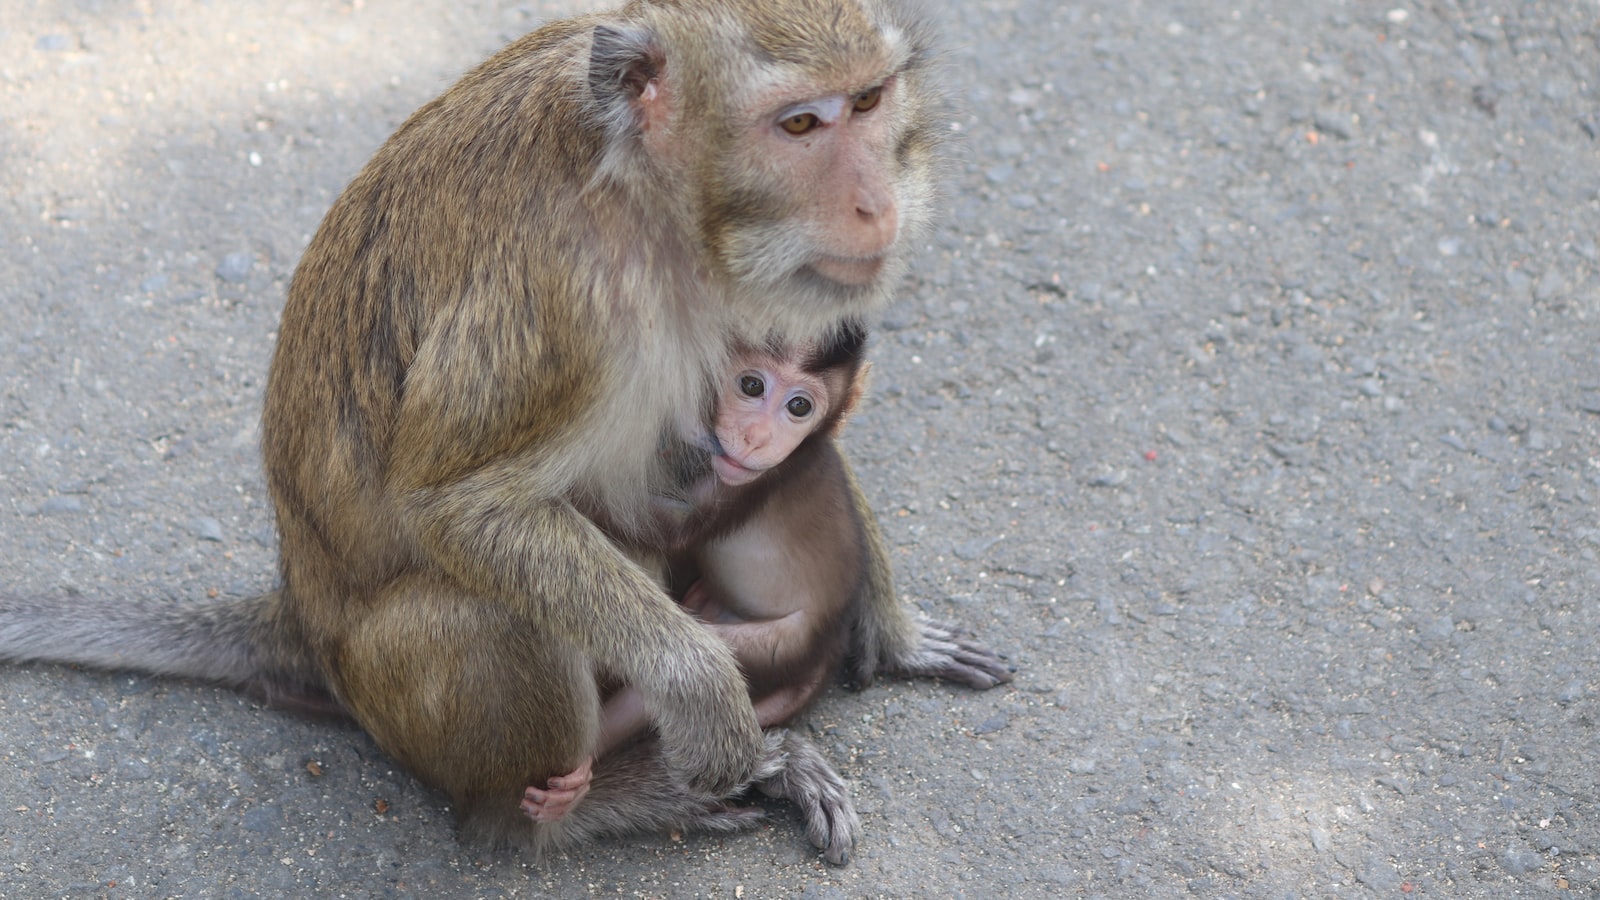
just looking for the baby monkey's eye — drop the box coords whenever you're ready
[786,395,814,418]
[739,374,766,397]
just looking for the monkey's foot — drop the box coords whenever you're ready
[897,616,1017,690]
[754,729,860,866]
[520,757,593,823]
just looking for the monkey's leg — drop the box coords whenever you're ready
[525,661,835,825]
[548,728,859,866]
[835,446,1015,689]
[334,574,600,849]
[748,663,829,728]
[523,684,653,824]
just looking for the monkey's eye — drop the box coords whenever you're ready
[786,395,814,418]
[852,86,883,114]
[780,112,822,135]
[739,374,766,397]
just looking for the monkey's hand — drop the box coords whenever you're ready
[643,622,766,796]
[679,578,731,622]
[869,614,1015,690]
[520,757,593,823]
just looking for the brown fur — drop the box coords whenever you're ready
[0,0,1008,862]
[263,0,941,851]
[595,333,1011,864]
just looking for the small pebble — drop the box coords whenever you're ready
[192,517,225,542]
[1087,469,1127,487]
[1497,849,1543,877]
[954,536,1000,560]
[1533,270,1565,302]
[215,252,254,284]
[973,715,1008,736]
[1313,109,1353,140]
[38,495,84,515]
[1356,857,1400,891]
[120,759,153,781]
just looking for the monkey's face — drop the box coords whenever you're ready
[681,18,940,317]
[706,77,915,297]
[710,355,839,487]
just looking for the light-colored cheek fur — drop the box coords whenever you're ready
[717,154,934,345]
[569,295,731,538]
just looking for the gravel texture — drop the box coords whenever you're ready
[1,0,1597,896]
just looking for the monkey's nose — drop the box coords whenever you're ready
[853,194,898,250]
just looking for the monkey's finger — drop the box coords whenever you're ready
[911,617,1017,686]
[945,661,1010,689]
[949,641,1018,686]
[821,816,853,866]
[791,774,855,862]
[520,789,563,822]
[546,756,594,791]
[520,781,591,823]
[900,635,1016,688]
[540,779,592,805]
[915,616,964,636]
[924,653,1005,689]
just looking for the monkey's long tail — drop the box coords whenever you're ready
[0,590,323,701]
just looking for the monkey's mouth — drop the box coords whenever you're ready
[710,453,764,487]
[810,254,885,286]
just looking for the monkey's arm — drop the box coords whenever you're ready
[698,611,820,683]
[836,445,1016,690]
[400,457,764,795]
[749,662,831,727]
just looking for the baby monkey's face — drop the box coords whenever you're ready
[708,352,843,487]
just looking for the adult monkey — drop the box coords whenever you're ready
[0,0,994,857]
[268,0,936,848]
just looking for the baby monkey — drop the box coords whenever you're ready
[527,323,881,824]
[677,326,875,725]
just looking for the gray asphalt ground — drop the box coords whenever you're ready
[2,0,1597,896]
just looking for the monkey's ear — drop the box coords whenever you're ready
[589,24,665,125]
[831,362,872,434]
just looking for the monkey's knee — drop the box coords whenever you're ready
[335,582,599,816]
